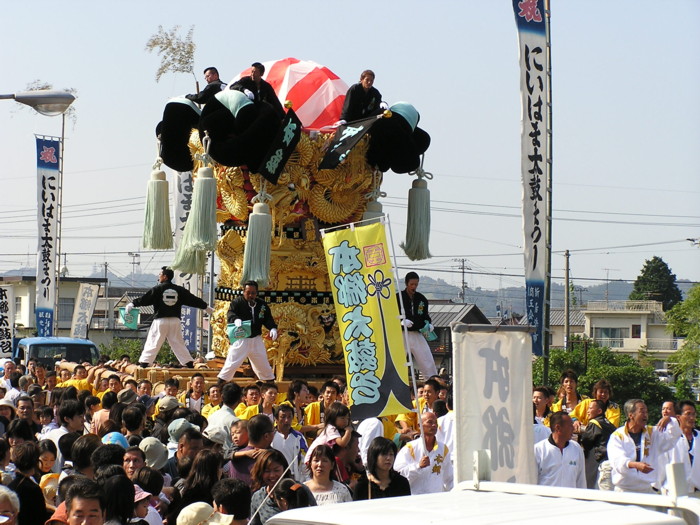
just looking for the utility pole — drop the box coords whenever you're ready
[128,252,140,287]
[603,268,619,305]
[564,250,570,351]
[103,262,111,329]
[453,258,470,303]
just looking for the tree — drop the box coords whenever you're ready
[666,283,700,387]
[16,80,78,126]
[99,338,177,365]
[145,25,196,84]
[533,343,673,421]
[628,256,682,311]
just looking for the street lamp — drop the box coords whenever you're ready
[1,89,75,336]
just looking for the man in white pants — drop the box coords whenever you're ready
[397,272,437,378]
[218,281,277,382]
[127,267,213,368]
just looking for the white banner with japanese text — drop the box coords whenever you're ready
[35,136,62,337]
[321,220,413,420]
[513,0,548,356]
[0,286,15,358]
[175,171,198,352]
[452,327,535,484]
[70,284,100,339]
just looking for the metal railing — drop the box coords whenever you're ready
[587,300,663,312]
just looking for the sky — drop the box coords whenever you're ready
[1,0,698,299]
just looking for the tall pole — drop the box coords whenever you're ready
[542,0,553,385]
[564,250,570,351]
[103,262,111,329]
[53,113,66,335]
[207,251,215,353]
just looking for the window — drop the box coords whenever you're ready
[593,327,629,347]
[632,324,642,338]
[57,297,75,323]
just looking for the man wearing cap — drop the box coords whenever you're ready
[397,271,438,378]
[218,281,278,383]
[117,387,137,405]
[163,426,204,483]
[126,266,214,368]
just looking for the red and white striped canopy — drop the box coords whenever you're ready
[228,58,349,130]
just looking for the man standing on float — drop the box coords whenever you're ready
[398,271,437,378]
[218,280,277,382]
[127,266,213,368]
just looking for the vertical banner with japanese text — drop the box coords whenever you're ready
[175,171,198,352]
[70,284,100,339]
[452,326,535,484]
[35,136,61,337]
[321,221,413,420]
[513,0,549,355]
[0,287,15,358]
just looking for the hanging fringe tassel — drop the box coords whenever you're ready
[142,160,173,250]
[241,184,273,287]
[400,157,432,261]
[171,134,217,275]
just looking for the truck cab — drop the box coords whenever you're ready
[13,337,100,369]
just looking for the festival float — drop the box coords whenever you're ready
[140,58,433,383]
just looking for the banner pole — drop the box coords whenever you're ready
[542,0,553,385]
[385,214,424,444]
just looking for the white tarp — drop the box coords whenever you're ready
[452,325,535,484]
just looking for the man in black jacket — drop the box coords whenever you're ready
[579,399,616,489]
[340,69,383,123]
[397,271,437,378]
[218,280,277,382]
[127,266,213,367]
[229,62,285,119]
[185,66,226,105]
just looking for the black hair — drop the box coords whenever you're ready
[161,266,174,280]
[71,434,102,471]
[404,271,419,284]
[321,380,340,396]
[212,478,251,519]
[204,66,219,75]
[65,478,105,513]
[222,382,242,407]
[432,399,448,418]
[122,405,145,432]
[16,395,34,408]
[101,391,118,411]
[274,478,311,510]
[132,466,164,497]
[58,399,85,426]
[243,280,259,290]
[366,437,398,478]
[286,379,308,404]
[91,443,126,471]
[251,63,265,75]
[6,418,35,442]
[103,475,134,524]
[306,444,337,480]
[164,378,180,389]
[247,414,274,444]
[324,402,350,429]
[13,441,39,471]
[58,432,80,461]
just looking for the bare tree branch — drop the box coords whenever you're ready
[145,25,196,83]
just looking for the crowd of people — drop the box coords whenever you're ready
[533,369,696,495]
[0,356,455,525]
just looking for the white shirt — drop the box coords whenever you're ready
[357,418,384,466]
[534,437,586,488]
[607,419,681,492]
[671,429,700,492]
[437,412,455,453]
[206,405,239,458]
[272,430,308,482]
[394,436,453,495]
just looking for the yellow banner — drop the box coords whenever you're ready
[322,221,412,419]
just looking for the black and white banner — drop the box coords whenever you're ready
[175,171,199,352]
[0,286,15,358]
[35,136,61,337]
[513,0,548,356]
[70,283,100,339]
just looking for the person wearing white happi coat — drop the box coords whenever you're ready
[669,400,700,492]
[394,412,453,494]
[437,392,455,453]
[534,411,586,488]
[607,398,682,493]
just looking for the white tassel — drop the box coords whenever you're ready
[400,177,432,260]
[171,245,207,275]
[142,169,173,250]
[241,202,272,287]
[363,200,384,222]
[182,166,218,251]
